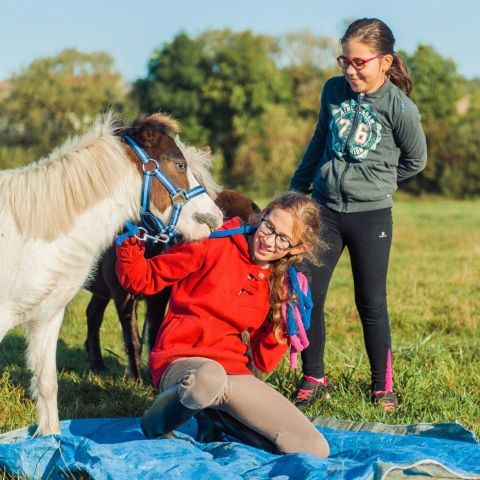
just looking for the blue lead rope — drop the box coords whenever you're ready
[209,225,257,238]
[116,224,257,246]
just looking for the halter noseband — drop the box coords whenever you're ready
[123,135,206,243]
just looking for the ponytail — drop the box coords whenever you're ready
[388,53,412,96]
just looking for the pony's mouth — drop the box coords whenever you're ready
[193,212,221,232]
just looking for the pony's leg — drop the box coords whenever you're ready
[0,307,15,343]
[113,292,142,380]
[25,309,65,436]
[85,294,110,373]
[0,324,11,345]
[145,287,171,352]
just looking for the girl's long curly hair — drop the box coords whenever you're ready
[249,192,326,342]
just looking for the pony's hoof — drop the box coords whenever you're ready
[33,425,61,437]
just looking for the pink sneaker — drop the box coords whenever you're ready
[372,390,398,412]
[293,376,330,409]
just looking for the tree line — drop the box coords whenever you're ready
[0,30,479,198]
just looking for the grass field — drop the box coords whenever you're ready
[1,197,479,442]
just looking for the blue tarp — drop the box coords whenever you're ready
[0,417,479,479]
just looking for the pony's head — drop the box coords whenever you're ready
[5,112,223,243]
[120,114,223,241]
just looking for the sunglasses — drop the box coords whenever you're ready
[336,54,383,71]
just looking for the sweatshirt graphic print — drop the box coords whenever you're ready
[330,99,382,160]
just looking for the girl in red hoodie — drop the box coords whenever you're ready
[116,192,329,458]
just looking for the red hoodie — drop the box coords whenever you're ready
[115,218,288,386]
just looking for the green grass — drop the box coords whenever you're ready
[1,197,479,446]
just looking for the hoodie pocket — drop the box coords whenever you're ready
[343,163,397,202]
[314,160,340,199]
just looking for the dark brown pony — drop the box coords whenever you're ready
[84,189,260,379]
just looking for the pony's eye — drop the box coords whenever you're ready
[175,161,186,171]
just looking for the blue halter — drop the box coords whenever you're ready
[123,135,206,243]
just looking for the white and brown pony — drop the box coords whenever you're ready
[0,113,223,435]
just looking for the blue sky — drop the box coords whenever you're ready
[1,0,478,81]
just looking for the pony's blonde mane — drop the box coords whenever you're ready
[2,112,128,241]
[1,112,221,241]
[175,137,222,198]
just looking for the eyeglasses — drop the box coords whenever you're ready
[258,218,299,251]
[336,54,383,71]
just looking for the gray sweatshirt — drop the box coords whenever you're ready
[290,76,427,212]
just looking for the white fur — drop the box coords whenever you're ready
[175,137,222,199]
[0,114,222,435]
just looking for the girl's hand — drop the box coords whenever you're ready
[116,236,146,261]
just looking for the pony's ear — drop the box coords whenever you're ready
[135,113,180,148]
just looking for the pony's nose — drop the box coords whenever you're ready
[193,212,221,230]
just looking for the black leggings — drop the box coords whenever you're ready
[302,206,393,392]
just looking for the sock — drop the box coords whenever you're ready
[304,375,327,386]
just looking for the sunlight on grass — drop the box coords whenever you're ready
[0,198,479,440]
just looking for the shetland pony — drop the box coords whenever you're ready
[0,113,223,435]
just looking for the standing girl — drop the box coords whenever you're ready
[115,192,329,458]
[290,18,427,411]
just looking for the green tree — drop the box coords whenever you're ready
[277,31,338,120]
[199,29,293,182]
[405,45,463,193]
[0,48,126,158]
[135,30,293,185]
[132,33,208,146]
[234,104,311,195]
[437,98,480,197]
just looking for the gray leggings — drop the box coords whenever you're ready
[160,357,329,458]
